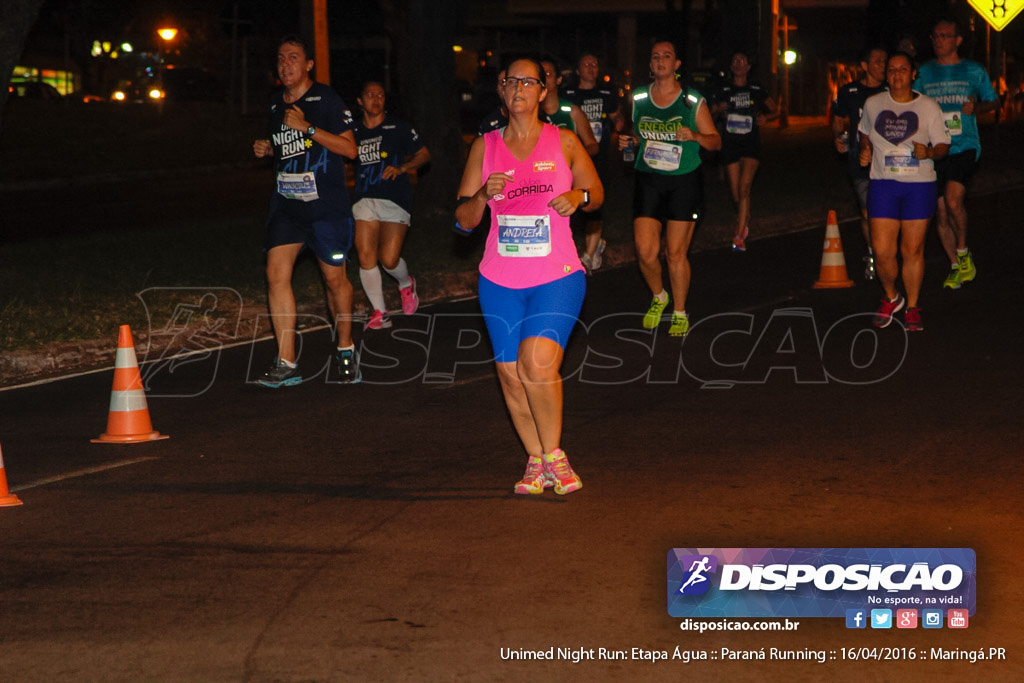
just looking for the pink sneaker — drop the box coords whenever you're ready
[903,307,923,332]
[732,226,749,252]
[365,310,392,330]
[514,455,552,495]
[400,277,419,315]
[873,294,905,328]
[542,449,582,495]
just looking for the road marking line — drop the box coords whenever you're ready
[435,373,494,389]
[11,456,159,492]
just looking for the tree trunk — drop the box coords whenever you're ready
[403,0,464,220]
[0,0,46,131]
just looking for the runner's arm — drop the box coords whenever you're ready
[383,146,431,180]
[455,137,489,230]
[283,104,358,159]
[570,105,600,156]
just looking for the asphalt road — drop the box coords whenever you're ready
[0,189,1021,681]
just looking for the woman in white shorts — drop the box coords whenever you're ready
[352,81,431,330]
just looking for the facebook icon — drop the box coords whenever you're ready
[845,609,867,629]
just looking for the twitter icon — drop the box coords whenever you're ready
[870,609,892,629]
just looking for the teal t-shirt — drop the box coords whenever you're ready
[914,59,996,159]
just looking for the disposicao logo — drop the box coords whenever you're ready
[676,555,718,595]
[667,548,976,619]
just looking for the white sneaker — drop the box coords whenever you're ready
[591,239,606,270]
[580,239,606,273]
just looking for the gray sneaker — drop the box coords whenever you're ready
[257,359,302,388]
[591,239,607,270]
[580,239,607,273]
[335,347,362,384]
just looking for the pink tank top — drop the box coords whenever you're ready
[479,124,582,288]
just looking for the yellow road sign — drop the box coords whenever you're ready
[968,0,1024,30]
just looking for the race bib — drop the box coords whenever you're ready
[496,214,551,257]
[883,151,920,175]
[590,120,603,142]
[643,139,682,172]
[277,172,319,202]
[943,111,963,136]
[726,113,753,134]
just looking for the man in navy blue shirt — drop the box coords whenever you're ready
[253,35,361,386]
[831,46,887,279]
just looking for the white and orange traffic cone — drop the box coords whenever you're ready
[0,441,24,507]
[92,325,169,444]
[813,210,854,289]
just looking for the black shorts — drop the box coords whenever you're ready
[265,194,354,266]
[720,131,760,165]
[632,168,703,223]
[935,150,978,194]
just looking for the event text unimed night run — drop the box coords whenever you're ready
[499,647,834,664]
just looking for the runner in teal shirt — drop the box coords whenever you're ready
[914,19,998,289]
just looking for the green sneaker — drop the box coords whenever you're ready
[668,312,690,337]
[957,250,976,283]
[942,264,961,290]
[642,295,669,329]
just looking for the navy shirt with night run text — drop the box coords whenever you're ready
[832,80,888,179]
[564,85,619,155]
[711,83,769,144]
[352,113,425,213]
[269,82,355,216]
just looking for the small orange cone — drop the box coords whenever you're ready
[92,325,170,444]
[0,441,24,507]
[813,210,854,289]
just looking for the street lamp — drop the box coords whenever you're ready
[157,27,177,67]
[154,27,177,108]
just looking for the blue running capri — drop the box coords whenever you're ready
[868,179,937,221]
[478,271,586,363]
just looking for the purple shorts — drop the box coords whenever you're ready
[868,179,936,221]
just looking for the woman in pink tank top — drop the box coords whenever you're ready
[456,56,603,496]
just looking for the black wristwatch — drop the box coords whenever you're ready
[580,189,591,208]
[306,125,316,137]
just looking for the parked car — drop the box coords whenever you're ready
[8,80,62,100]
[111,79,165,103]
[111,67,224,104]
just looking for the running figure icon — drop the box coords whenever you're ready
[679,556,712,593]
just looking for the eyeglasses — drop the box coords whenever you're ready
[931,33,956,40]
[502,76,542,89]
